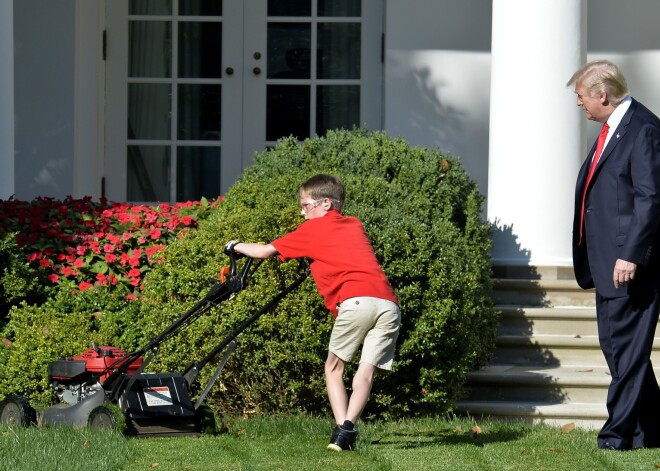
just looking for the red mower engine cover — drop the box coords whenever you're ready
[48,346,143,384]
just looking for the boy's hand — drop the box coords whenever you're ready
[224,240,240,255]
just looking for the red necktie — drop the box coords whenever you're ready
[579,122,610,242]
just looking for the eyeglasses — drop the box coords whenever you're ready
[301,199,323,213]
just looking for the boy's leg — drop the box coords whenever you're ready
[326,352,377,425]
[326,351,364,451]
[325,351,348,425]
[346,362,376,424]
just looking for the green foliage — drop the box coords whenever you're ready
[0,287,140,405]
[3,416,656,471]
[0,196,214,404]
[0,232,48,322]
[0,423,131,471]
[0,129,496,419]
[135,129,497,417]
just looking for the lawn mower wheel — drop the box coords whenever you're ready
[0,395,37,427]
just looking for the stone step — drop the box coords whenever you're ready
[492,278,595,307]
[493,334,603,366]
[493,334,660,366]
[475,267,652,429]
[453,400,606,429]
[464,365,612,403]
[498,305,597,336]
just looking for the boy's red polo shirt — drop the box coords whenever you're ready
[271,211,397,318]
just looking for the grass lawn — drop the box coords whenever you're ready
[3,415,660,470]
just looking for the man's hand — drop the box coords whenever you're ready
[613,258,637,288]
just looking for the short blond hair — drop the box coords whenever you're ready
[567,60,629,105]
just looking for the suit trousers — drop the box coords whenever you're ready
[596,290,660,450]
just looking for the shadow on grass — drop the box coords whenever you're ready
[369,425,526,449]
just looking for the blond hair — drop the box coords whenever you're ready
[567,60,629,105]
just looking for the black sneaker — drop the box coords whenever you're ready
[327,424,358,451]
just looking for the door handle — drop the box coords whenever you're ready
[253,67,261,75]
[225,67,234,76]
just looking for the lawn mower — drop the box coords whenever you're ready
[0,248,309,436]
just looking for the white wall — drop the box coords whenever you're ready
[10,0,660,263]
[384,0,492,198]
[0,0,14,199]
[14,0,76,199]
[584,0,660,144]
[74,1,103,199]
[383,0,660,268]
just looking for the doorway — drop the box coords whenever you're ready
[104,0,383,202]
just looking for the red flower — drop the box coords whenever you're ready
[27,251,42,262]
[2,195,219,298]
[78,281,93,291]
[107,234,122,245]
[96,273,108,286]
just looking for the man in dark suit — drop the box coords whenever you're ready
[568,60,660,450]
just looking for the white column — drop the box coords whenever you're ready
[0,0,15,199]
[488,0,586,268]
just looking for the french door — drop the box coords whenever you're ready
[104,0,383,203]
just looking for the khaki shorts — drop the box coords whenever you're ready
[329,296,401,371]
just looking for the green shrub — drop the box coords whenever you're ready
[0,232,49,322]
[0,129,497,418]
[134,129,498,418]
[0,287,141,405]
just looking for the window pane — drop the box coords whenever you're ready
[317,23,360,79]
[179,0,222,16]
[267,85,310,141]
[129,21,172,78]
[267,24,311,79]
[178,84,221,140]
[130,0,172,15]
[177,147,221,200]
[178,22,222,78]
[267,0,310,17]
[318,0,361,17]
[128,83,171,140]
[127,145,171,202]
[316,85,359,135]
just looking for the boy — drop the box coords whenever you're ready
[226,174,400,451]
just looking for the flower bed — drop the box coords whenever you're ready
[0,196,219,299]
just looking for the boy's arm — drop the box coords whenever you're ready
[232,242,278,259]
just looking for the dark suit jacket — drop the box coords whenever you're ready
[573,98,660,297]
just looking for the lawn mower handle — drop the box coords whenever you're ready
[102,250,260,397]
[181,257,310,397]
